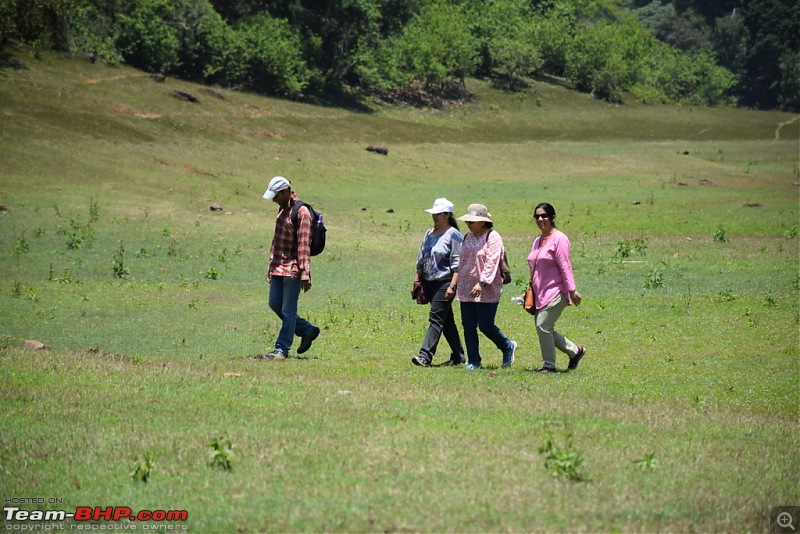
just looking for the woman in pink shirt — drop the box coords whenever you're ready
[456,204,517,370]
[528,202,586,373]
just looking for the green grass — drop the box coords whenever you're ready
[1,51,798,532]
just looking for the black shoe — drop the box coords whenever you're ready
[537,366,558,374]
[440,356,465,366]
[297,327,320,354]
[412,355,431,367]
[568,346,586,370]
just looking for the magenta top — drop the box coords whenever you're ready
[528,229,576,310]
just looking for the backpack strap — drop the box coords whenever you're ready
[290,200,313,253]
[290,200,307,229]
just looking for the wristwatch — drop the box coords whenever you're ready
[479,281,486,287]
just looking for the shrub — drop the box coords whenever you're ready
[115,0,180,73]
[234,13,312,97]
[397,0,478,89]
[467,0,542,82]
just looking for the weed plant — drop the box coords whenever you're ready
[0,53,797,532]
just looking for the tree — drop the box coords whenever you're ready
[234,13,312,97]
[740,0,800,109]
[565,15,653,102]
[397,0,478,89]
[466,0,542,85]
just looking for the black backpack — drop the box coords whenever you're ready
[291,200,327,256]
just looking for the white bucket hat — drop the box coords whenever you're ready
[424,197,454,214]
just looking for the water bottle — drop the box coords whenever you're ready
[511,296,524,306]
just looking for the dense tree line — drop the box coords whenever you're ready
[0,0,796,109]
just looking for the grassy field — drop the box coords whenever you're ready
[1,52,798,532]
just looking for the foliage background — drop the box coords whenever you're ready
[1,0,797,109]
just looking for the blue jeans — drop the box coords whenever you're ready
[268,275,315,353]
[460,301,513,367]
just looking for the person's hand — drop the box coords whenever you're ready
[470,283,483,298]
[570,290,582,305]
[301,279,312,292]
[445,286,456,301]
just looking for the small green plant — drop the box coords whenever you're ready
[785,225,798,239]
[113,241,129,278]
[764,293,777,307]
[13,233,29,257]
[89,197,100,223]
[715,289,736,302]
[208,436,235,471]
[130,452,155,483]
[613,239,632,261]
[166,239,178,257]
[645,268,664,289]
[538,432,589,482]
[712,226,728,243]
[632,237,649,255]
[53,269,72,284]
[634,451,659,472]
[204,267,221,280]
[57,217,95,249]
[11,281,22,298]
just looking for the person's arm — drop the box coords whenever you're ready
[480,231,502,285]
[446,231,461,300]
[296,206,313,290]
[553,233,581,305]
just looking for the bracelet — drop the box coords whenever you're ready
[449,285,456,290]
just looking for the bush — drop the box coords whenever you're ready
[167,0,231,83]
[565,17,653,102]
[633,44,735,106]
[235,14,312,98]
[115,0,180,73]
[534,12,574,78]
[397,0,478,89]
[67,2,123,64]
[467,0,542,83]
[352,37,410,94]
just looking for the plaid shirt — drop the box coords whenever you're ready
[269,193,312,282]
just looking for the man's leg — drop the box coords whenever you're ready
[268,276,302,354]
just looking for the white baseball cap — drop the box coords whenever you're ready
[424,197,454,214]
[263,176,290,200]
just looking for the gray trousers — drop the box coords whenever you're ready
[535,292,579,369]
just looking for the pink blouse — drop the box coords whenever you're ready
[457,230,505,303]
[528,229,576,310]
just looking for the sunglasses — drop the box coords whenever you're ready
[534,213,550,220]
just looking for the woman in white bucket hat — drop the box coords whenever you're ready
[412,198,466,367]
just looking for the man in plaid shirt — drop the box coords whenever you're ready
[263,176,321,359]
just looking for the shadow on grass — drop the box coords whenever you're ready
[300,87,375,114]
[0,51,28,74]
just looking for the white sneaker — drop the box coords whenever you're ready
[502,341,517,368]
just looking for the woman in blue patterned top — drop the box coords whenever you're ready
[412,198,466,367]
